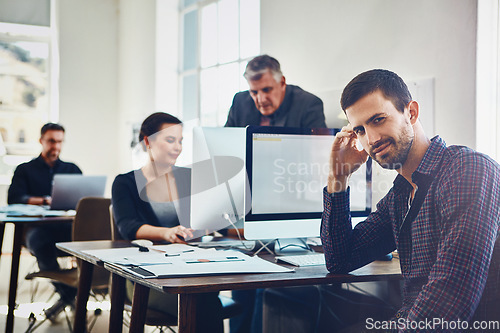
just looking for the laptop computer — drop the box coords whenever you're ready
[50,174,107,210]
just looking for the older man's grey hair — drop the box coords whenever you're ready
[243,55,283,83]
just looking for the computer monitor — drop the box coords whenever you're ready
[189,127,250,234]
[244,126,371,252]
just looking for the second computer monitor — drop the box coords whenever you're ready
[190,127,249,233]
[244,126,372,242]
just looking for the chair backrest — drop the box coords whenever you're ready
[73,197,112,241]
[109,204,124,241]
[73,197,112,289]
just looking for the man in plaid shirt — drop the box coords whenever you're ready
[321,69,500,331]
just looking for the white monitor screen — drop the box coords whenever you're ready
[190,127,249,233]
[244,126,371,240]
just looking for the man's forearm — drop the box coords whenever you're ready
[27,196,45,205]
[321,188,353,273]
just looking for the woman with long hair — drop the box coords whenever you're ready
[112,112,223,332]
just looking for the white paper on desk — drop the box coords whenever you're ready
[82,247,174,266]
[82,244,213,266]
[0,204,75,217]
[124,249,294,278]
[150,244,206,256]
[42,210,76,217]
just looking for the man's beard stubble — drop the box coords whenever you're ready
[371,125,414,170]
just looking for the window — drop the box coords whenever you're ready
[0,25,52,155]
[476,0,500,162]
[0,0,56,200]
[179,0,260,126]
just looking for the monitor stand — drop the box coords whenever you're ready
[274,238,311,255]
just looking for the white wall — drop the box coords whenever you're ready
[56,0,119,196]
[56,0,179,195]
[259,0,477,206]
[116,0,156,175]
[261,0,477,148]
[54,0,478,195]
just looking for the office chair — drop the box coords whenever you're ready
[25,197,112,332]
[109,204,242,332]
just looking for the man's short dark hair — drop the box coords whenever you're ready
[40,123,65,137]
[341,69,412,113]
[244,54,283,82]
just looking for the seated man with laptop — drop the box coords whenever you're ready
[8,123,82,319]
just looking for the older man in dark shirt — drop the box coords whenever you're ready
[226,55,327,333]
[225,54,326,128]
[8,123,81,319]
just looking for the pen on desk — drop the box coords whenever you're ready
[135,246,167,253]
[165,249,195,257]
[134,245,189,255]
[131,240,166,253]
[185,257,245,264]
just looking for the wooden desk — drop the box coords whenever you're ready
[0,214,73,333]
[58,240,402,333]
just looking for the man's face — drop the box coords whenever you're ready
[40,130,64,164]
[346,90,414,170]
[248,71,286,116]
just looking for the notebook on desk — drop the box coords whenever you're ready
[50,174,107,210]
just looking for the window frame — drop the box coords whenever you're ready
[178,0,260,126]
[476,0,500,161]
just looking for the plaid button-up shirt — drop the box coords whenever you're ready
[321,136,500,328]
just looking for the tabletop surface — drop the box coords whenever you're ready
[0,213,74,223]
[57,240,402,294]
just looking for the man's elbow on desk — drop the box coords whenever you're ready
[325,256,351,274]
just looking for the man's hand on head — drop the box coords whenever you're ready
[327,124,368,193]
